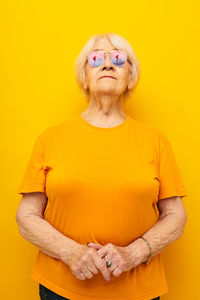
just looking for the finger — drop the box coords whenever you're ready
[103,254,111,262]
[86,258,99,275]
[77,256,94,280]
[76,271,86,280]
[97,247,108,258]
[112,265,123,277]
[92,252,111,281]
[103,257,119,273]
[81,266,93,279]
[87,243,102,250]
[78,248,99,280]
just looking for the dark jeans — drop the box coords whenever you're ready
[39,283,160,300]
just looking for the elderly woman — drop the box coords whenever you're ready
[16,33,187,300]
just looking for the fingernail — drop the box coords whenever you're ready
[106,277,110,281]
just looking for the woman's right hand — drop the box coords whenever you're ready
[61,243,111,282]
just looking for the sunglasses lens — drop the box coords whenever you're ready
[87,50,127,67]
[111,50,127,66]
[88,51,104,67]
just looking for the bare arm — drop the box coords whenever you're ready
[127,196,187,263]
[16,192,112,282]
[16,192,78,264]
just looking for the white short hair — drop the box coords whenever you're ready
[74,32,140,101]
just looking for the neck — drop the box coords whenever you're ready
[82,93,127,125]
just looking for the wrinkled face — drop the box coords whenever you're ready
[85,38,133,97]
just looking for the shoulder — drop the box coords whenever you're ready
[129,117,169,147]
[37,117,77,144]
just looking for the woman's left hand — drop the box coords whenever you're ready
[87,242,142,278]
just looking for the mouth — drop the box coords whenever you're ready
[99,76,116,80]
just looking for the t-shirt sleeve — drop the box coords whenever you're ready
[17,131,47,194]
[157,132,188,200]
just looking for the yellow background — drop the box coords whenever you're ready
[1,0,199,299]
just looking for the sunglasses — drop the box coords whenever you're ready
[87,50,128,67]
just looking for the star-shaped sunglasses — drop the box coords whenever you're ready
[87,50,128,67]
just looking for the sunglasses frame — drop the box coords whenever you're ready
[87,50,129,67]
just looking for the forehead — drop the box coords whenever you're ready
[92,38,117,51]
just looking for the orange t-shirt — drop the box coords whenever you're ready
[17,113,187,300]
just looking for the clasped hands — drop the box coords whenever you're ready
[67,241,144,282]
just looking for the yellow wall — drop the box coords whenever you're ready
[1,0,199,299]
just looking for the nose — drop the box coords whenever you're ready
[101,53,113,69]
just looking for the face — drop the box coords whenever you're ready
[84,38,133,98]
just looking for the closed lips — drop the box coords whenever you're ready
[99,76,116,79]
